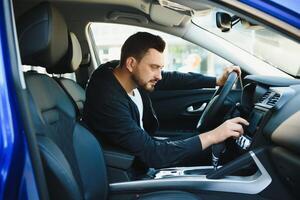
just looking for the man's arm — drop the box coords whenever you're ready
[155,65,246,149]
[156,65,241,90]
[87,98,203,168]
[86,95,248,168]
[156,71,217,90]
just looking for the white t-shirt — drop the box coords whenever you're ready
[128,89,144,130]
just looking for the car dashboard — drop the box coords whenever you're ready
[238,75,300,154]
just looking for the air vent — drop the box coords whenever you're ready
[259,91,271,103]
[266,93,281,106]
[258,91,281,107]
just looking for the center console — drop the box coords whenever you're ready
[109,149,272,195]
[235,105,267,150]
[235,87,291,153]
[154,166,214,179]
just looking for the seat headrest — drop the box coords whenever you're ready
[17,2,68,69]
[46,32,82,74]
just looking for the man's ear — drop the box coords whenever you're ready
[125,57,137,73]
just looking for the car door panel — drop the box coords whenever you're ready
[151,89,241,138]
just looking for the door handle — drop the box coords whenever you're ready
[186,103,207,113]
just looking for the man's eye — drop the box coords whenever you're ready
[151,65,161,69]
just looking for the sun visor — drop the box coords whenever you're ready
[150,3,189,27]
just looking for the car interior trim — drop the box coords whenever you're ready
[109,151,272,194]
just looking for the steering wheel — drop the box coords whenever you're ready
[196,71,238,130]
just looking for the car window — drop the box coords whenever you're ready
[193,8,300,77]
[90,23,232,76]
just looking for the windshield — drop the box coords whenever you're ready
[192,8,300,78]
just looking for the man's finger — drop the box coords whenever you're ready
[227,65,241,76]
[232,131,243,138]
[230,123,244,134]
[231,117,249,126]
[233,66,241,76]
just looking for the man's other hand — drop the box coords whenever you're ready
[216,65,241,86]
[199,117,249,150]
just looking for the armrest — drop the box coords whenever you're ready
[103,146,134,170]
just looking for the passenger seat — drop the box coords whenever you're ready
[17,2,201,200]
[47,31,86,119]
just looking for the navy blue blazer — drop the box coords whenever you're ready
[83,60,216,168]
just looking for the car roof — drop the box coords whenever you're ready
[13,0,299,56]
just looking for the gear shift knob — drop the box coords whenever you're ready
[212,142,226,170]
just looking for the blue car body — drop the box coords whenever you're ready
[241,0,300,29]
[0,1,39,199]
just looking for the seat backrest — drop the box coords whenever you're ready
[56,76,86,118]
[17,3,108,200]
[48,31,86,118]
[58,33,85,118]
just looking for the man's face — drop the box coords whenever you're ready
[130,48,164,92]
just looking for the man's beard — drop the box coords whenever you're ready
[131,74,156,92]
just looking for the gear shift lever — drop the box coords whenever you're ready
[211,102,246,170]
[212,142,226,170]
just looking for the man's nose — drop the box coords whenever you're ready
[155,69,162,80]
[156,71,162,80]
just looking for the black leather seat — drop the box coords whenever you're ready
[49,31,85,119]
[17,2,201,200]
[56,74,85,118]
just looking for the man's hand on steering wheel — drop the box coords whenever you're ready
[196,67,241,131]
[196,65,247,150]
[216,65,241,86]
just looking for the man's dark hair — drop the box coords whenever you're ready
[120,32,166,67]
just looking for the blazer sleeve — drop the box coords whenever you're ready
[88,97,203,168]
[156,71,217,90]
